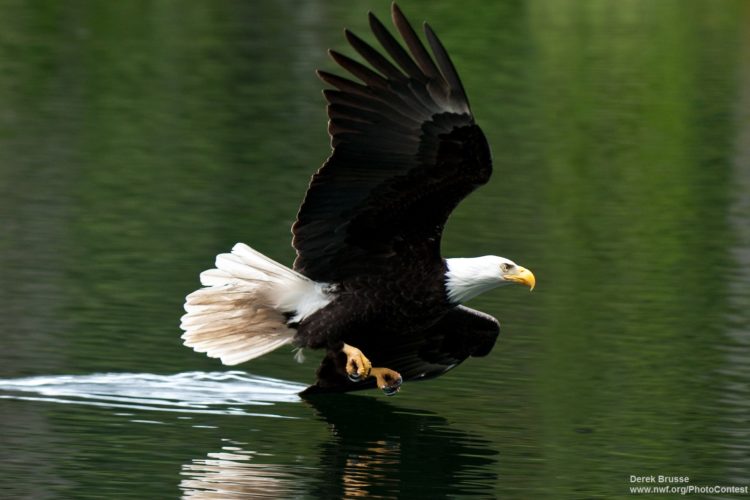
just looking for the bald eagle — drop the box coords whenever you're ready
[180,3,535,396]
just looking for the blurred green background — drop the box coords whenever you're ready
[1,0,749,498]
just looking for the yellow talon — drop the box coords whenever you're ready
[370,367,402,396]
[340,344,402,394]
[341,343,372,381]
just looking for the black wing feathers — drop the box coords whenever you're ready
[391,4,442,82]
[293,3,491,282]
[328,50,389,90]
[345,29,405,82]
[369,12,425,83]
[424,23,470,107]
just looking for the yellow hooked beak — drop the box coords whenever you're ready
[506,266,536,291]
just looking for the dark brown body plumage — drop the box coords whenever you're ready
[295,257,451,351]
[297,258,499,394]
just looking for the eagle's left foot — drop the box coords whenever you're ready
[370,367,402,396]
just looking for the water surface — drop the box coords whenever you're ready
[1,1,749,498]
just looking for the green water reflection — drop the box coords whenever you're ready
[1,0,749,498]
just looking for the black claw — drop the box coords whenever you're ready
[382,385,399,396]
[348,372,362,382]
[381,376,403,396]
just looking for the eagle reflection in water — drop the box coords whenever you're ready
[180,396,497,498]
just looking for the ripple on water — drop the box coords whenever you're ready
[0,371,306,418]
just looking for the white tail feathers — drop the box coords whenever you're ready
[180,243,333,366]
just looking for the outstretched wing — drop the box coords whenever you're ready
[301,305,500,394]
[292,4,492,282]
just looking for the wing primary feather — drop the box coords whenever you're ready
[371,86,430,121]
[423,22,470,110]
[318,71,417,120]
[324,89,423,128]
[318,70,423,121]
[390,3,443,83]
[317,70,371,97]
[328,103,388,126]
[368,12,425,82]
[344,29,407,82]
[323,89,380,112]
[327,104,372,125]
[329,50,389,89]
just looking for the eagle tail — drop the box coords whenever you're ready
[180,243,328,366]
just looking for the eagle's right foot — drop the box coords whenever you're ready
[341,343,372,382]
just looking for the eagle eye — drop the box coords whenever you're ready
[501,263,513,273]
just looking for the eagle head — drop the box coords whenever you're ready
[445,256,535,304]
